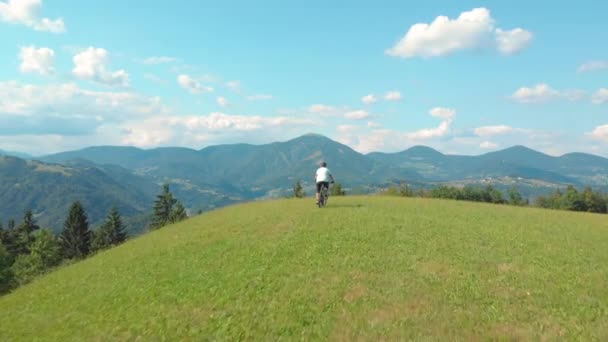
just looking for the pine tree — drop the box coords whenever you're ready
[0,242,14,294]
[508,187,525,206]
[60,201,91,259]
[92,207,127,251]
[30,229,62,269]
[150,184,177,229]
[293,180,305,198]
[1,219,19,260]
[15,210,40,255]
[170,201,188,223]
[330,182,346,196]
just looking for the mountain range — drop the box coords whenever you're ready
[2,134,608,234]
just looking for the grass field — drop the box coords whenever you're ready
[2,196,608,340]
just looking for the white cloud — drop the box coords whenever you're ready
[592,88,608,104]
[216,96,229,107]
[0,80,317,153]
[121,113,316,148]
[367,121,382,128]
[588,125,608,143]
[0,81,168,137]
[386,7,531,58]
[0,0,65,33]
[384,91,402,101]
[474,125,513,137]
[407,121,452,140]
[247,94,273,101]
[225,80,241,93]
[429,107,455,120]
[362,94,378,104]
[511,84,587,103]
[480,141,498,149]
[511,84,560,103]
[19,46,54,75]
[344,110,370,120]
[337,107,454,149]
[577,61,608,73]
[177,74,213,94]
[72,47,129,87]
[143,56,177,65]
[309,104,335,115]
[495,28,533,54]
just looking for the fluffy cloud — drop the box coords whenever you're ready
[340,107,455,150]
[510,84,586,103]
[309,104,336,115]
[512,84,560,103]
[588,125,608,143]
[474,125,513,137]
[386,7,531,58]
[177,74,213,94]
[344,110,370,120]
[143,56,177,65]
[0,0,65,32]
[577,61,608,73]
[19,46,54,75]
[592,88,608,104]
[362,94,377,104]
[72,47,129,87]
[495,28,533,54]
[216,96,229,107]
[247,94,273,101]
[480,141,498,149]
[429,107,455,120]
[0,81,168,137]
[121,113,316,147]
[0,80,318,152]
[384,91,402,101]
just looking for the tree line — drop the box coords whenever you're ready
[292,180,346,198]
[0,184,187,295]
[383,183,608,214]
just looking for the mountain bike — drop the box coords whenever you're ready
[318,182,331,208]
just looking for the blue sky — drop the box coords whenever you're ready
[1,0,607,156]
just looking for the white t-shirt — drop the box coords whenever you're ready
[315,167,332,183]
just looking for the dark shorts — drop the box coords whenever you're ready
[316,181,329,193]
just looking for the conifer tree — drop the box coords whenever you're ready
[170,201,188,223]
[293,180,305,198]
[151,184,183,229]
[60,202,91,259]
[92,207,127,251]
[15,210,40,255]
[0,242,14,294]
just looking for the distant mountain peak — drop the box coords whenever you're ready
[405,145,443,155]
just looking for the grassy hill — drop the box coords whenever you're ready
[1,197,608,340]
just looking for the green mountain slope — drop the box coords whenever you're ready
[42,134,608,189]
[2,197,607,340]
[0,156,153,233]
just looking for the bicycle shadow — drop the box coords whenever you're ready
[324,203,365,208]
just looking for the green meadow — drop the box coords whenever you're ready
[2,196,607,340]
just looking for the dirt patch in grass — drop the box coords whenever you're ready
[497,262,516,273]
[343,284,367,303]
[416,261,453,278]
[368,296,430,326]
[489,319,565,341]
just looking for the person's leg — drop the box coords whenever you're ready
[316,182,321,203]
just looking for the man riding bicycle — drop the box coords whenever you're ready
[315,161,334,205]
